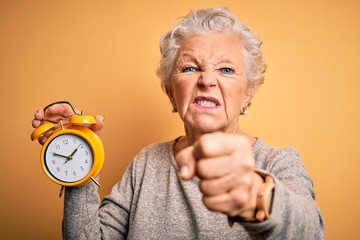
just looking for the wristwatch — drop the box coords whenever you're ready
[227,173,275,227]
[255,174,275,221]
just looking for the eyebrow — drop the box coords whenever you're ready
[175,54,200,69]
[177,52,240,67]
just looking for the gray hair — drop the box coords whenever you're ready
[156,7,267,91]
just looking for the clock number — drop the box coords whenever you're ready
[85,151,88,156]
[62,139,69,145]
[80,144,84,149]
[55,144,61,150]
[80,166,84,171]
[73,139,76,144]
[57,167,60,172]
[85,159,88,164]
[65,171,68,176]
[73,171,77,176]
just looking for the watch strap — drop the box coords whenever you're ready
[255,174,275,221]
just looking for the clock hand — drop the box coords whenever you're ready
[67,144,82,160]
[53,152,69,159]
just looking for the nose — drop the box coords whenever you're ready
[198,68,217,89]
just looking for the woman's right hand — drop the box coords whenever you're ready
[32,102,105,145]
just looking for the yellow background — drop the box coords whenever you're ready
[1,0,359,239]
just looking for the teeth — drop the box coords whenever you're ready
[197,100,216,107]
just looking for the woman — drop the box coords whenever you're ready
[32,7,325,239]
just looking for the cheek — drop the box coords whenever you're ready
[221,81,248,110]
[171,78,195,104]
[223,79,244,96]
[173,82,187,98]
[224,92,242,110]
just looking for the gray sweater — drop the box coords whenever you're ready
[63,138,325,239]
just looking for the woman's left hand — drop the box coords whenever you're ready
[175,132,264,220]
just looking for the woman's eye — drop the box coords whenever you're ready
[219,67,234,75]
[182,66,199,73]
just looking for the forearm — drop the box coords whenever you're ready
[241,177,325,239]
[62,181,102,240]
[62,168,133,239]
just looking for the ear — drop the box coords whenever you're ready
[165,85,173,101]
[244,85,257,108]
[165,86,178,112]
[165,85,176,106]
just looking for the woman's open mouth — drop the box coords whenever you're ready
[193,96,220,108]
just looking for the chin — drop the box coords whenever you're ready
[192,123,223,134]
[184,115,227,133]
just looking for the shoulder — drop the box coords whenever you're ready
[129,140,175,173]
[252,138,307,176]
[253,138,300,164]
[253,138,314,196]
[134,140,174,160]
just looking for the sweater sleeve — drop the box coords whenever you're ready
[241,147,325,239]
[62,162,135,240]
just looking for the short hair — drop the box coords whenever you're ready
[157,7,267,92]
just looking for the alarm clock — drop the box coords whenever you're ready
[31,101,105,189]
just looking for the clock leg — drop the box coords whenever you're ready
[90,176,101,187]
[59,185,65,198]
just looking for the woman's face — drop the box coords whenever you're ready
[168,33,254,134]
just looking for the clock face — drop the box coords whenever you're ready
[44,133,94,183]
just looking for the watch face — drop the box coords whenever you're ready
[44,134,94,183]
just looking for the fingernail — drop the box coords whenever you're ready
[180,166,189,178]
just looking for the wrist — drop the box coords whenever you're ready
[255,173,275,221]
[228,172,275,226]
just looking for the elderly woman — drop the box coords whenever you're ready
[32,7,325,239]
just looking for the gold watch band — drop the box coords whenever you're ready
[227,173,275,227]
[255,175,275,221]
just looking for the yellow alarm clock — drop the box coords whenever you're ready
[31,101,105,190]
